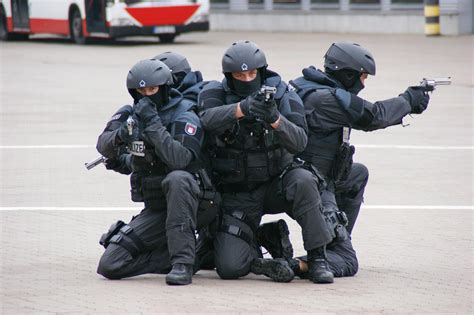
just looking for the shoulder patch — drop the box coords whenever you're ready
[184,122,197,135]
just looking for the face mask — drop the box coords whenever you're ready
[232,72,261,97]
[172,72,187,89]
[347,79,365,95]
[148,92,165,109]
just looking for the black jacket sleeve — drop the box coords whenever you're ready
[96,105,132,159]
[274,89,308,154]
[305,89,411,132]
[141,111,203,170]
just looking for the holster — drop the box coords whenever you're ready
[324,210,349,244]
[330,142,355,183]
[195,169,221,229]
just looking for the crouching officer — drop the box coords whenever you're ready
[289,42,431,236]
[96,59,212,286]
[154,51,208,103]
[198,40,334,283]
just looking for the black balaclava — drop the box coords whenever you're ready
[228,72,262,97]
[171,72,187,89]
[327,69,365,95]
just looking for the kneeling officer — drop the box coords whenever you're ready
[96,59,207,285]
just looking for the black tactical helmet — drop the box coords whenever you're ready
[324,42,376,75]
[126,59,173,100]
[222,40,267,73]
[154,51,191,75]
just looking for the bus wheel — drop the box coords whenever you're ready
[158,34,176,44]
[0,9,8,41]
[70,9,87,44]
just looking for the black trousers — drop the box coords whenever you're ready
[299,237,359,277]
[334,162,369,234]
[214,167,332,279]
[97,170,200,280]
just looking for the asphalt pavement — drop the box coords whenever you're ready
[0,31,472,314]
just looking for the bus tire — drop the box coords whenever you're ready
[0,6,28,41]
[70,9,87,44]
[158,34,176,44]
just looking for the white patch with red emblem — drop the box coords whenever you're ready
[184,123,197,136]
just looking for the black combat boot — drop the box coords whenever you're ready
[307,246,334,284]
[256,219,294,260]
[250,258,295,283]
[166,263,193,285]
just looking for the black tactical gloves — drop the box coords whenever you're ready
[133,97,162,124]
[400,86,430,114]
[239,93,257,117]
[117,119,135,144]
[250,96,280,124]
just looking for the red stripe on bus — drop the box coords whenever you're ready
[125,5,199,26]
[30,18,69,35]
[7,17,13,32]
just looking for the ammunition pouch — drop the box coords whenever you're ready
[330,142,355,183]
[130,173,144,202]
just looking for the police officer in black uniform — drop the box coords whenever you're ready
[154,51,208,103]
[198,40,334,283]
[282,42,430,277]
[290,41,430,235]
[96,59,207,285]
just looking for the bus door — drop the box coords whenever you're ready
[85,0,107,33]
[11,0,30,31]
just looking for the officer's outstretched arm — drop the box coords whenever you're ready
[96,105,133,158]
[351,96,412,131]
[142,111,203,170]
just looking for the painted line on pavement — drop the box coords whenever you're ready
[0,205,472,211]
[0,144,472,150]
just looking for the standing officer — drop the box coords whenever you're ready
[96,59,206,285]
[154,51,208,103]
[289,42,430,236]
[198,40,334,284]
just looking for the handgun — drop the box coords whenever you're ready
[420,77,451,92]
[127,116,135,136]
[259,85,277,102]
[85,156,107,170]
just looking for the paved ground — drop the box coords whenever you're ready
[0,31,473,314]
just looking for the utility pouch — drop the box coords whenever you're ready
[247,152,271,182]
[331,142,355,182]
[212,149,245,183]
[141,175,166,201]
[99,220,125,248]
[130,173,143,202]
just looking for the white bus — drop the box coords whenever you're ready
[0,0,209,44]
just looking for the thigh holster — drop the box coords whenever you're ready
[99,221,147,258]
[324,210,349,243]
[219,209,257,246]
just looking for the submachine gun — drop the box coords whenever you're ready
[420,77,451,91]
